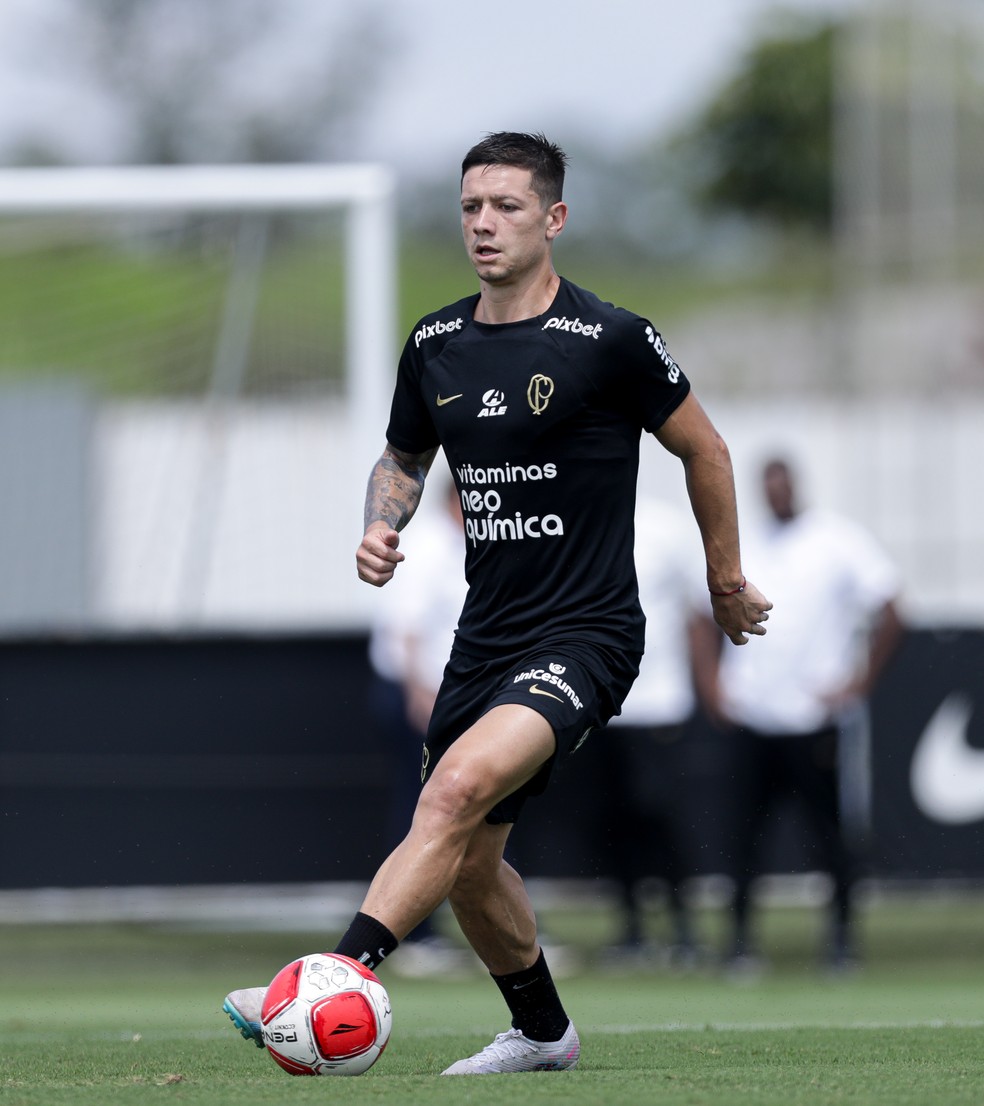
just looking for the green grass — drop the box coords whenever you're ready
[2,896,984,1104]
[400,235,839,333]
[0,234,346,396]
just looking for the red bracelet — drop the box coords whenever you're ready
[709,576,746,597]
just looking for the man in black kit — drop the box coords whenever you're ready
[225,132,772,1075]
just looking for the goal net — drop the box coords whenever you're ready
[0,164,396,633]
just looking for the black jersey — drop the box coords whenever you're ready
[385,277,691,658]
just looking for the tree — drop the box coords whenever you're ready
[686,18,837,232]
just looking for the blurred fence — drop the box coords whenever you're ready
[0,627,980,891]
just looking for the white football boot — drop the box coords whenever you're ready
[441,1019,580,1075]
[222,987,268,1049]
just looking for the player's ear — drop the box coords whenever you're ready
[545,201,567,241]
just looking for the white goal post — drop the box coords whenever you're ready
[0,163,398,632]
[0,163,397,467]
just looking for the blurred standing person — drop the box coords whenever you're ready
[601,496,703,970]
[694,456,903,973]
[390,479,467,742]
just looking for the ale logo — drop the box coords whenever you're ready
[478,389,507,418]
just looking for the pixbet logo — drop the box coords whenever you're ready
[414,317,463,348]
[542,315,603,339]
[645,325,681,382]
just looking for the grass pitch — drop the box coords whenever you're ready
[2,894,983,1105]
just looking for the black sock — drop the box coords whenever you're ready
[333,912,399,971]
[490,948,569,1042]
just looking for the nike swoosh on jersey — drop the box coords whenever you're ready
[529,684,564,703]
[910,692,984,824]
[436,393,463,406]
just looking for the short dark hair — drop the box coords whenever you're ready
[461,132,569,207]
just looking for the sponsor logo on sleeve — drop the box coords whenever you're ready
[645,325,681,383]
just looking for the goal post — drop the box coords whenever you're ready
[0,163,398,633]
[0,163,397,471]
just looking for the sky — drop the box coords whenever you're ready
[355,0,860,171]
[0,0,861,176]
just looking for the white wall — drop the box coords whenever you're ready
[89,396,984,633]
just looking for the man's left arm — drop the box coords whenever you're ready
[654,392,772,646]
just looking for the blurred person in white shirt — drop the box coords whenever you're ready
[694,456,904,973]
[367,479,470,975]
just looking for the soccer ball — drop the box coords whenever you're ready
[260,952,392,1076]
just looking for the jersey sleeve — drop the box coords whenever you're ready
[613,315,691,433]
[384,331,440,454]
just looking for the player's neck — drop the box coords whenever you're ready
[474,270,560,325]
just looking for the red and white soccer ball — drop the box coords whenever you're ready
[260,952,392,1076]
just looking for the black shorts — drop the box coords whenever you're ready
[423,640,641,825]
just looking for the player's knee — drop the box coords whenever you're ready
[414,764,488,835]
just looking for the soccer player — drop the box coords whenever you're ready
[225,131,771,1074]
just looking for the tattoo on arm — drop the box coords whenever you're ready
[364,444,438,532]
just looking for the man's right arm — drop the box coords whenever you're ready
[356,443,438,587]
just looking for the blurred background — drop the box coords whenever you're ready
[0,0,982,951]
